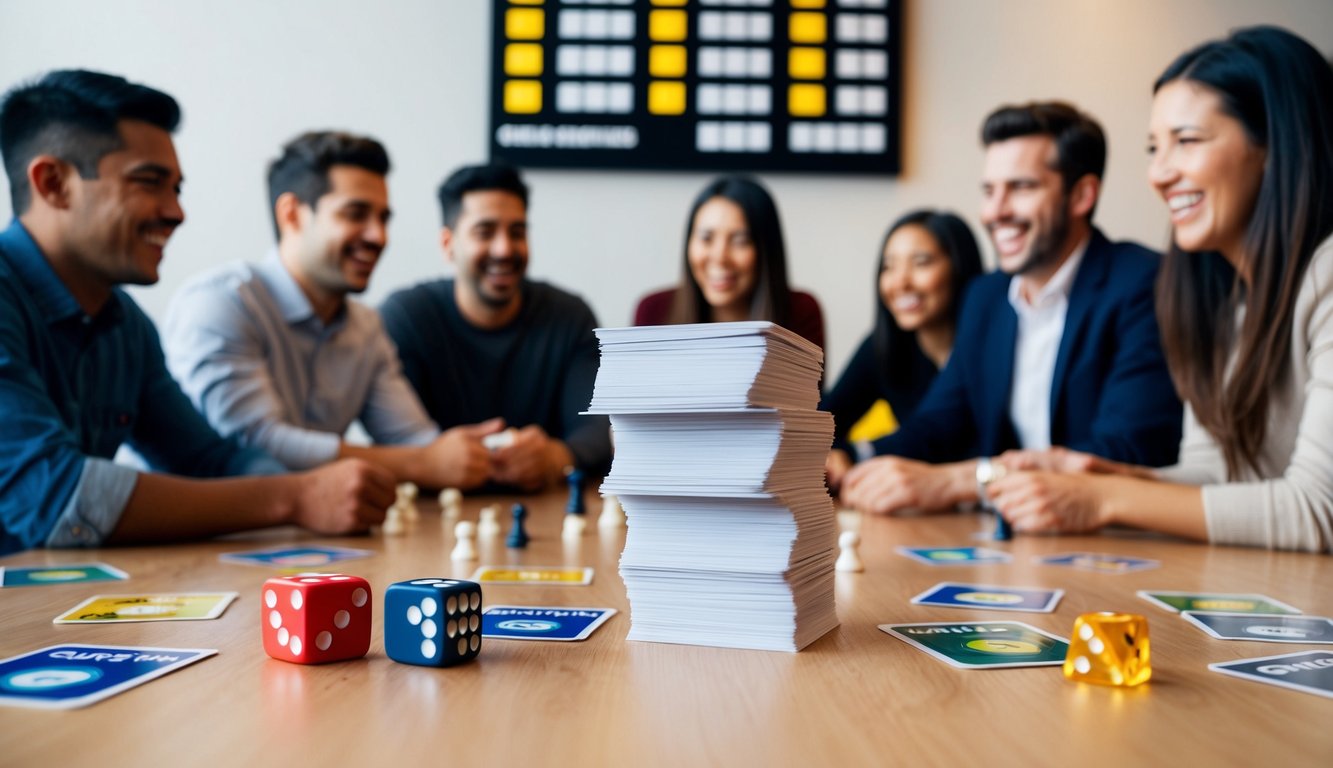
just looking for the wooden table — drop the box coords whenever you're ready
[2,491,1330,766]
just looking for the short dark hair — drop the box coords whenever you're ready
[0,69,180,213]
[266,131,390,237]
[436,164,529,228]
[981,101,1107,202]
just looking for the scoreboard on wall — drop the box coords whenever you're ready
[488,0,901,175]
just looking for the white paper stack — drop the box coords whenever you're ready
[587,321,839,652]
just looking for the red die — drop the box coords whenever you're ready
[261,573,371,664]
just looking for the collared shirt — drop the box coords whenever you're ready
[1006,237,1089,450]
[162,253,439,470]
[0,220,280,554]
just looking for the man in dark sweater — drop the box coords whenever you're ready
[380,165,611,491]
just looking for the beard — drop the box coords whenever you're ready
[1013,194,1071,277]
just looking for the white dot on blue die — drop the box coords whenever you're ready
[411,579,442,585]
[422,598,437,617]
[422,639,436,658]
[422,619,437,639]
[407,606,422,625]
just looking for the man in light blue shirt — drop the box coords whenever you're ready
[0,70,395,554]
[163,132,496,490]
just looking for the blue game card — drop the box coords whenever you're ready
[1036,552,1160,574]
[911,582,1064,613]
[1210,650,1333,700]
[897,547,1012,566]
[482,606,617,641]
[0,644,216,709]
[0,563,128,588]
[219,545,372,569]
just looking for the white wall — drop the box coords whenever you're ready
[1,0,1330,378]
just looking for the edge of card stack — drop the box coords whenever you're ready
[586,321,839,652]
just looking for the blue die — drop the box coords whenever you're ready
[384,578,483,667]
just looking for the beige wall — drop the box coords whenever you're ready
[1,0,1330,377]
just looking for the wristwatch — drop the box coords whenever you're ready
[975,457,1006,508]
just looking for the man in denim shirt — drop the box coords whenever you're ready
[0,70,394,554]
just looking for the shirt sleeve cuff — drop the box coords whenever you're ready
[45,458,139,548]
[269,430,342,471]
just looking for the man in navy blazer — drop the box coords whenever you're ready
[842,102,1182,515]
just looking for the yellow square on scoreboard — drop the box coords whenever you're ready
[789,47,825,80]
[649,10,688,42]
[789,84,826,117]
[505,44,544,77]
[648,81,687,115]
[509,0,543,4]
[791,0,826,7]
[789,12,827,44]
[504,80,543,114]
[506,8,545,40]
[650,0,687,6]
[649,45,687,78]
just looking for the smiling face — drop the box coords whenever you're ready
[62,118,184,289]
[286,164,390,301]
[444,189,529,325]
[1147,79,1267,268]
[687,196,758,320]
[879,224,954,332]
[980,135,1073,280]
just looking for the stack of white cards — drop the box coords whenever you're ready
[588,321,839,652]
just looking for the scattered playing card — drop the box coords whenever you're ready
[470,566,594,586]
[1210,650,1333,700]
[219,545,372,569]
[53,593,239,624]
[482,606,616,641]
[1037,552,1159,574]
[0,563,128,588]
[0,644,216,709]
[1137,590,1300,615]
[880,621,1069,669]
[912,582,1063,613]
[1182,612,1333,644]
[897,547,1012,566]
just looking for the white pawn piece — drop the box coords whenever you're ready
[451,520,478,561]
[562,513,586,540]
[836,530,864,573]
[477,506,501,537]
[397,481,419,502]
[396,482,420,521]
[598,494,625,530]
[381,506,406,536]
[439,487,462,520]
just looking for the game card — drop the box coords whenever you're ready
[896,547,1012,566]
[482,606,616,641]
[1210,650,1333,700]
[0,563,128,588]
[1137,590,1301,615]
[0,644,216,709]
[53,593,239,624]
[880,621,1069,669]
[1036,552,1160,574]
[1182,612,1333,644]
[219,545,372,569]
[470,566,594,586]
[912,582,1063,613]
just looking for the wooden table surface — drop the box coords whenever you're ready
[1,490,1330,767]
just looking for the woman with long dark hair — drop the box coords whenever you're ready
[822,210,983,492]
[634,175,824,349]
[989,26,1333,551]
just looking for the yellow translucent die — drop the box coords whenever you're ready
[1063,612,1151,687]
[504,81,543,114]
[789,12,826,44]
[649,10,688,42]
[505,44,544,77]
[789,47,825,80]
[506,8,544,40]
[649,45,687,78]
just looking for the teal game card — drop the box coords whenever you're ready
[0,563,128,588]
[880,621,1069,669]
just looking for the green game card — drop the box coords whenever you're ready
[1137,590,1301,616]
[880,621,1069,669]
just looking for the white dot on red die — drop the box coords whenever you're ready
[330,576,350,581]
[265,590,277,608]
[352,588,368,607]
[334,610,350,629]
[422,619,437,639]
[422,598,437,617]
[269,610,282,629]
[300,578,321,584]
[291,636,303,655]
[278,627,289,646]
[407,606,422,625]
[291,591,303,610]
[421,639,436,658]
[316,631,332,650]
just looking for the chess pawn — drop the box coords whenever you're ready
[836,530,864,572]
[439,487,462,520]
[451,521,478,561]
[565,468,586,515]
[598,495,625,530]
[477,506,501,538]
[382,506,406,536]
[397,482,419,503]
[562,513,586,540]
[506,504,530,549]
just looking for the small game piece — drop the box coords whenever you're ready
[261,573,371,664]
[397,482,419,502]
[507,504,530,548]
[562,513,586,540]
[598,494,625,530]
[384,578,482,667]
[976,458,1011,540]
[438,487,462,518]
[482,428,516,451]
[451,521,478,561]
[565,468,586,515]
[478,506,502,538]
[835,530,864,572]
[1063,612,1151,687]
[992,511,1012,541]
[381,507,406,536]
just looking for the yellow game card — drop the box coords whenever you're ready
[470,567,594,586]
[53,593,239,624]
